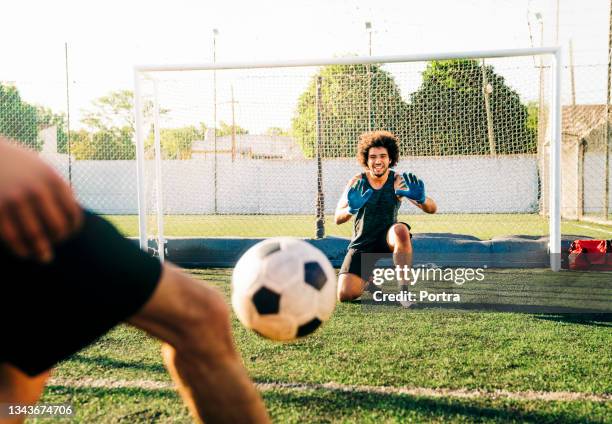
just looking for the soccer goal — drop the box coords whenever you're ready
[133,47,562,270]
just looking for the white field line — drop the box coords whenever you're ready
[47,377,611,403]
[574,223,612,235]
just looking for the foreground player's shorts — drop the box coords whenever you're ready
[0,211,162,376]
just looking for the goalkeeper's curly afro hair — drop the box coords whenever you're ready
[357,130,399,168]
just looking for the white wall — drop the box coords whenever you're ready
[584,152,612,214]
[47,155,542,215]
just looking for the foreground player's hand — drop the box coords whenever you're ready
[0,138,83,262]
[395,172,426,204]
[347,179,373,214]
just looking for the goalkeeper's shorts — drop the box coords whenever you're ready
[340,222,412,280]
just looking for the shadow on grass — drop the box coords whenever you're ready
[68,354,166,374]
[43,384,604,424]
[358,298,611,314]
[533,313,612,327]
[262,388,603,424]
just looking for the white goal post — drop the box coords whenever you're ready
[133,47,562,270]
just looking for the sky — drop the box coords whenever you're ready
[1,0,609,132]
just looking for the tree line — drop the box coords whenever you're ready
[0,86,251,160]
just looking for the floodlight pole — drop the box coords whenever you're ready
[365,22,373,131]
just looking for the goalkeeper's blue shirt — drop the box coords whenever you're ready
[348,170,400,250]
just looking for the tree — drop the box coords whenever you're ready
[0,83,40,150]
[74,89,177,160]
[70,127,135,160]
[291,64,408,158]
[407,59,536,155]
[145,126,205,159]
[71,90,137,160]
[74,90,161,160]
[216,120,248,137]
[81,89,136,132]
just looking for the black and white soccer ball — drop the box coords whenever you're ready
[231,237,337,341]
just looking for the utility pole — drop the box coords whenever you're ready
[217,90,239,161]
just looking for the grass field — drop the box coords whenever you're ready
[37,269,611,423]
[103,213,612,240]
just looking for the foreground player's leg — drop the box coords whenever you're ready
[129,264,269,424]
[337,273,367,302]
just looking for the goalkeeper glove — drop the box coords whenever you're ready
[347,178,373,214]
[395,172,426,204]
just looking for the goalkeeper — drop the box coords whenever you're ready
[334,131,437,302]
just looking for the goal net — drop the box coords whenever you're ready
[134,48,561,268]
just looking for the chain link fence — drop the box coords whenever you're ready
[0,78,139,220]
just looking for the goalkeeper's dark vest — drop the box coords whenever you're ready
[349,170,400,250]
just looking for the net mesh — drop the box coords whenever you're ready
[135,54,563,242]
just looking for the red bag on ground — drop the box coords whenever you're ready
[568,239,612,270]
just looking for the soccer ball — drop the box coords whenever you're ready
[231,237,337,341]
